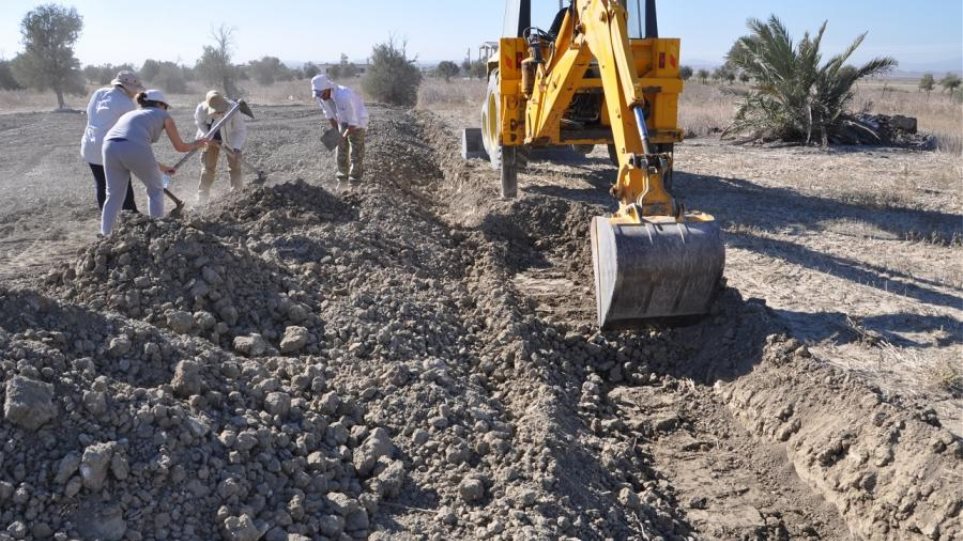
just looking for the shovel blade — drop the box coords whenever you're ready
[237,99,255,119]
[590,215,725,329]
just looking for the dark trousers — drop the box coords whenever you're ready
[89,163,137,212]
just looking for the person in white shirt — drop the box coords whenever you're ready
[311,74,369,183]
[194,90,248,204]
[80,71,145,212]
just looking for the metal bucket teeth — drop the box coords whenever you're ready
[590,216,725,329]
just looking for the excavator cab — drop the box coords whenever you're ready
[479,0,725,329]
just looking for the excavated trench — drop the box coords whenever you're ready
[0,106,958,541]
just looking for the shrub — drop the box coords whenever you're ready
[362,38,422,106]
[679,65,693,81]
[154,62,188,94]
[247,56,292,86]
[303,62,320,79]
[939,73,961,94]
[724,15,896,145]
[436,61,460,82]
[0,60,22,90]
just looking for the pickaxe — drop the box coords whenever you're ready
[162,99,256,214]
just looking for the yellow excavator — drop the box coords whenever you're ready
[478,0,725,329]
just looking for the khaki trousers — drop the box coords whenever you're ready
[336,128,366,180]
[198,144,241,202]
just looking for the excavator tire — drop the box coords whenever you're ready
[481,69,519,199]
[590,215,724,329]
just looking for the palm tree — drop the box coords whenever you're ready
[724,16,896,145]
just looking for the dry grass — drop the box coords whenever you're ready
[679,82,734,138]
[928,358,963,397]
[853,79,963,155]
[3,75,959,156]
[0,89,83,113]
[418,78,488,109]
[0,78,366,113]
[680,78,963,155]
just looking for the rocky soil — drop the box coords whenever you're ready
[0,104,959,540]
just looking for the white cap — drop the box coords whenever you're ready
[311,74,334,93]
[144,89,169,106]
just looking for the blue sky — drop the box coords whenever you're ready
[1,1,960,73]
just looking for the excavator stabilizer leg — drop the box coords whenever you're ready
[591,216,725,329]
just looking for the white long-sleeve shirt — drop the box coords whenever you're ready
[316,85,369,129]
[80,86,136,165]
[194,101,248,149]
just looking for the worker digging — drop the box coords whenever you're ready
[99,89,207,235]
[311,73,370,185]
[194,90,249,205]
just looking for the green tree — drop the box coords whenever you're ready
[696,68,709,84]
[939,73,961,94]
[0,60,22,90]
[436,60,460,82]
[303,62,320,79]
[339,54,359,78]
[362,38,422,106]
[248,56,287,85]
[154,62,187,94]
[328,54,359,79]
[82,63,134,85]
[10,4,85,109]
[461,58,487,79]
[724,15,896,145]
[918,73,935,93]
[713,65,735,84]
[195,24,240,97]
[679,65,693,81]
[140,59,160,81]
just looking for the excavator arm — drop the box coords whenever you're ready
[482,0,725,328]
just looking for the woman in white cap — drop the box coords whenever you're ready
[100,90,208,235]
[80,70,145,212]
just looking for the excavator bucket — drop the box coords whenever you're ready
[591,215,725,329]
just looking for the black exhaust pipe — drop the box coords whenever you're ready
[645,0,658,38]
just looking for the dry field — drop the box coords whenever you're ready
[0,76,959,540]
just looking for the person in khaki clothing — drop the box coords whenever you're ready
[311,74,369,183]
[194,90,247,203]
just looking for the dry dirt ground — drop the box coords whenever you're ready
[0,103,959,541]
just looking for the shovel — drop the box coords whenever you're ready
[217,143,267,183]
[163,186,186,218]
[162,99,256,215]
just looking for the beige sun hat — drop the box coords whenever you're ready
[205,90,231,114]
[111,71,145,93]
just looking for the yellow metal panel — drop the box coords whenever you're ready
[498,38,526,146]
